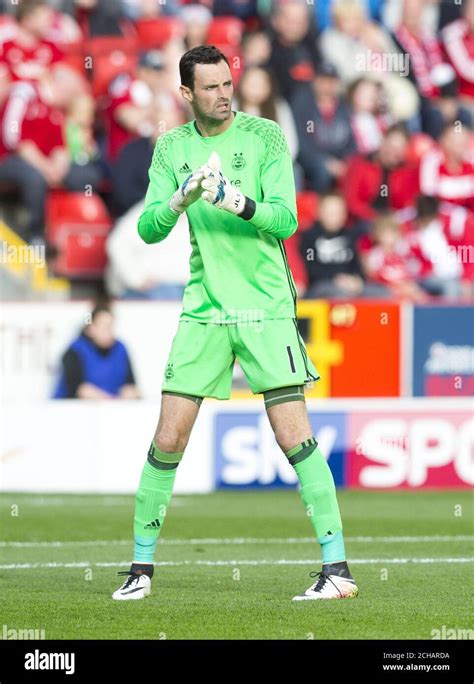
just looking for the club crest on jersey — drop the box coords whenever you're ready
[231,153,246,170]
[165,363,175,380]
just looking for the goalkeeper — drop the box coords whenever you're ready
[112,45,358,602]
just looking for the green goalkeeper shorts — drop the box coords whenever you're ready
[161,318,320,399]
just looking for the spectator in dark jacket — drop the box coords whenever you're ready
[53,303,140,399]
[299,191,388,298]
[291,62,355,192]
[61,0,127,37]
[269,0,321,102]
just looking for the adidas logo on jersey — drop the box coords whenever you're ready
[145,519,161,529]
[178,163,192,174]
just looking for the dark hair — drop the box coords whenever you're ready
[319,190,346,203]
[416,195,439,220]
[385,123,410,140]
[16,0,48,22]
[179,45,229,91]
[91,303,112,322]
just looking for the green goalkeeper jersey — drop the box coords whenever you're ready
[138,111,298,324]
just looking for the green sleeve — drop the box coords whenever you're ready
[248,122,298,240]
[137,135,180,244]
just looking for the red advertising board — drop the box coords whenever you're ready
[297,300,401,398]
[347,408,473,489]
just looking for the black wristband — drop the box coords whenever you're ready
[240,196,256,220]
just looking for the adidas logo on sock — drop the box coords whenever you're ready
[145,519,161,529]
[178,162,192,174]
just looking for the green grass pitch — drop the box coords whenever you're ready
[0,490,473,640]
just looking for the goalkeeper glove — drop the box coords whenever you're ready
[201,152,247,216]
[169,166,206,214]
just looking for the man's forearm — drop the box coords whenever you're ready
[245,199,297,240]
[137,201,180,244]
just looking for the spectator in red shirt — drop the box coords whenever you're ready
[0,66,100,242]
[392,0,471,138]
[362,212,428,301]
[342,124,419,231]
[442,0,474,108]
[419,123,474,211]
[104,49,182,162]
[0,0,63,90]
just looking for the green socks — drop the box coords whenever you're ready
[132,442,183,564]
[287,437,346,564]
[132,437,345,567]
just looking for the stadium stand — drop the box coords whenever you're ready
[0,0,472,301]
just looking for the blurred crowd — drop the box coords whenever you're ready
[0,0,472,301]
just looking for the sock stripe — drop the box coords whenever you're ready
[286,437,318,466]
[147,455,179,470]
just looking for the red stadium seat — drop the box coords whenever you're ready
[84,35,139,97]
[85,35,138,58]
[296,191,319,230]
[91,51,138,97]
[135,17,183,49]
[207,17,244,48]
[46,191,113,278]
[55,231,109,277]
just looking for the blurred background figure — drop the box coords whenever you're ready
[419,123,474,212]
[292,61,355,192]
[269,0,320,102]
[60,0,128,37]
[111,107,185,217]
[392,0,472,138]
[361,213,428,302]
[342,124,419,231]
[105,200,190,300]
[104,48,182,164]
[106,106,189,300]
[241,31,271,69]
[122,0,179,19]
[320,0,419,125]
[442,0,474,118]
[0,0,63,99]
[347,77,390,154]
[180,3,213,51]
[0,65,99,243]
[299,191,388,299]
[403,195,463,299]
[53,301,140,399]
[65,93,101,177]
[234,65,298,160]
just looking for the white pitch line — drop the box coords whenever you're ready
[0,535,473,548]
[0,558,473,570]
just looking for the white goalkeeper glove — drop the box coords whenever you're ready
[201,152,247,216]
[169,166,206,214]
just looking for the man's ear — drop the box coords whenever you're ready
[179,85,193,105]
